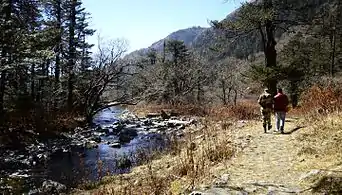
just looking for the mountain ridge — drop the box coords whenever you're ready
[126,26,208,59]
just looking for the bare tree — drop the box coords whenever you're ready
[76,35,132,122]
[216,57,248,105]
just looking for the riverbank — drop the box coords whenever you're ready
[0,106,198,194]
[75,109,342,194]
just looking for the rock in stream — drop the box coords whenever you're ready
[0,106,197,194]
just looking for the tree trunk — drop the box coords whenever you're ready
[31,64,35,100]
[227,87,232,104]
[67,0,77,111]
[260,0,277,95]
[0,71,6,119]
[221,80,227,105]
[233,89,238,106]
[0,0,12,122]
[197,80,201,103]
[264,20,277,95]
[162,40,166,63]
[55,0,62,83]
[330,24,336,77]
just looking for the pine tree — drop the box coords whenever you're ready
[64,0,94,111]
[0,0,14,120]
[211,0,323,95]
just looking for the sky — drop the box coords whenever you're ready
[83,0,245,53]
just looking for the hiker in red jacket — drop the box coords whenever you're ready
[273,88,289,134]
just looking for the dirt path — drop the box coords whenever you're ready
[194,118,313,195]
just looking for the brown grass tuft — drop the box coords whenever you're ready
[131,100,259,121]
[76,119,236,195]
[299,85,342,118]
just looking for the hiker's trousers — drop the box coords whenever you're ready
[261,108,272,127]
[275,111,286,131]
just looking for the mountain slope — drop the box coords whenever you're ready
[127,0,330,61]
[126,26,207,59]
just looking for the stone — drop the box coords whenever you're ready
[149,128,158,133]
[213,174,230,187]
[146,113,160,118]
[9,172,30,178]
[190,191,204,195]
[28,189,41,195]
[143,119,153,126]
[93,131,105,136]
[116,157,132,169]
[177,125,186,130]
[91,136,102,143]
[121,128,138,137]
[161,110,170,120]
[41,180,67,194]
[119,110,138,121]
[85,141,98,149]
[119,134,132,143]
[109,142,121,148]
[167,119,190,126]
[134,179,141,186]
[299,169,321,181]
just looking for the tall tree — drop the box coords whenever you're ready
[211,0,322,95]
[0,0,14,119]
[66,0,77,111]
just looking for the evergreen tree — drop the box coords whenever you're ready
[211,0,323,95]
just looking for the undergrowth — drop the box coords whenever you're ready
[76,119,235,195]
[131,100,259,121]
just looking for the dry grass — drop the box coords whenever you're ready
[130,100,259,121]
[293,112,342,194]
[75,119,236,195]
[296,85,342,117]
[4,109,83,133]
[293,85,342,172]
[75,89,342,194]
[296,113,342,169]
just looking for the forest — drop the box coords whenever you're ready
[0,0,341,132]
[0,0,342,194]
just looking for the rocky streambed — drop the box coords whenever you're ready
[0,106,196,194]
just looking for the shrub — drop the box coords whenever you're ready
[300,85,342,118]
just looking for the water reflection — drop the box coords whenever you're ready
[43,106,169,187]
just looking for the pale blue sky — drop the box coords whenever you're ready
[83,0,245,52]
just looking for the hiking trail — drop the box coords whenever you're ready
[192,117,339,195]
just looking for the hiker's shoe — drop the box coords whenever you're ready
[263,125,267,133]
[268,125,272,131]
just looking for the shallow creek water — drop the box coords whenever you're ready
[0,106,180,194]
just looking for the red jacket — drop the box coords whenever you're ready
[274,93,289,112]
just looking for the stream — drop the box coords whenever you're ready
[0,106,194,194]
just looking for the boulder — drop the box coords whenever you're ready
[142,119,153,126]
[116,157,132,169]
[41,180,67,194]
[146,113,160,118]
[118,128,138,143]
[109,142,121,148]
[161,110,170,120]
[91,136,101,143]
[119,134,132,143]
[121,128,138,137]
